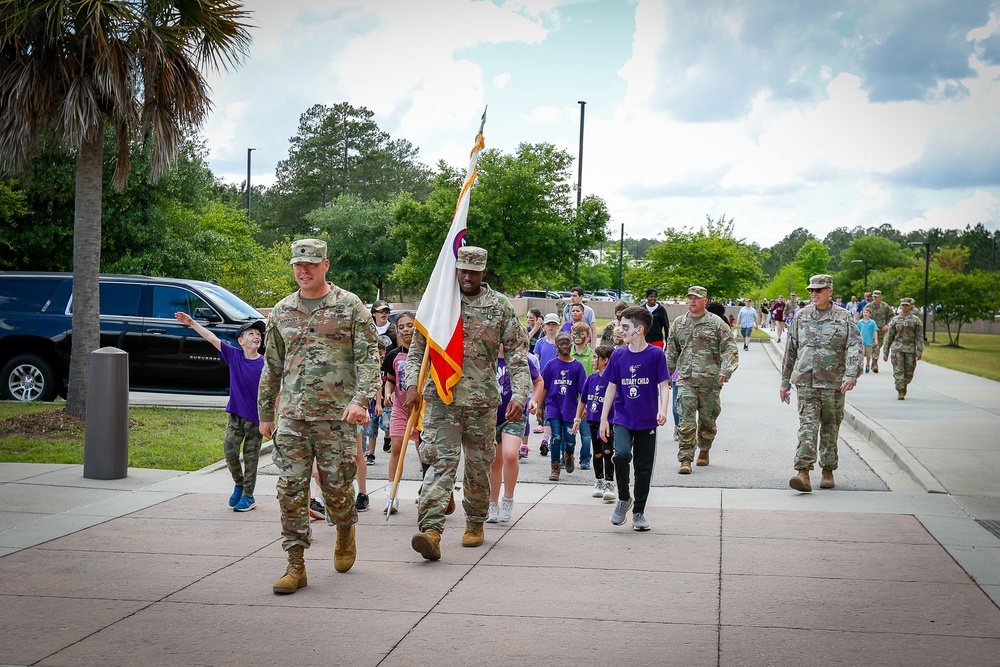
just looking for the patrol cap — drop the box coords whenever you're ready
[456,246,487,271]
[371,299,390,313]
[807,274,834,290]
[542,313,560,325]
[687,286,708,299]
[899,297,915,306]
[236,320,265,339]
[290,238,327,264]
[872,290,882,296]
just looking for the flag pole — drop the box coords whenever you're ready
[385,350,429,520]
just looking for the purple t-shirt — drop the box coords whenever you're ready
[542,357,587,422]
[582,370,614,424]
[535,337,557,372]
[603,344,669,430]
[218,343,265,424]
[496,356,540,426]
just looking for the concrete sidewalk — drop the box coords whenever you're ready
[1,336,999,666]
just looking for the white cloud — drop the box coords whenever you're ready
[492,73,512,89]
[902,191,1000,232]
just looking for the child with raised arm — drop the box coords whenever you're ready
[599,306,670,531]
[174,312,264,512]
[573,344,617,501]
[538,331,587,481]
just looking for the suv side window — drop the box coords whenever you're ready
[0,278,62,312]
[99,283,143,317]
[150,285,212,319]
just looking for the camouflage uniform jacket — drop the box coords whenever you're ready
[883,313,925,355]
[404,284,531,409]
[781,304,863,389]
[867,300,895,330]
[666,312,739,388]
[258,284,380,422]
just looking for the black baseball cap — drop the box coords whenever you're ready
[236,320,265,339]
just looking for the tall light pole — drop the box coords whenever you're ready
[246,148,257,219]
[617,223,624,298]
[908,241,930,342]
[574,101,586,279]
[851,259,868,291]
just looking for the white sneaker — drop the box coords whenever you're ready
[592,481,605,498]
[498,497,513,523]
[486,501,500,523]
[602,481,617,501]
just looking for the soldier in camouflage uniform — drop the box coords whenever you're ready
[403,247,531,561]
[865,290,895,373]
[258,238,380,594]
[882,297,924,400]
[780,274,863,493]
[666,286,739,473]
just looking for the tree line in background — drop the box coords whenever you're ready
[3,99,998,347]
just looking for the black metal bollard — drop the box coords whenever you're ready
[83,347,129,480]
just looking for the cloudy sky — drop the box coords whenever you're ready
[202,0,1000,248]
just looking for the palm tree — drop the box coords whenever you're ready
[0,0,251,416]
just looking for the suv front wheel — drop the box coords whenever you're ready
[1,354,60,402]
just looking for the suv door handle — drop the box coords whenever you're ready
[147,328,166,335]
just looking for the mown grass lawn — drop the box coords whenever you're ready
[0,401,228,470]
[920,332,1000,382]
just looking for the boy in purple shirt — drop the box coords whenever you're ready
[534,314,561,455]
[538,331,587,481]
[599,307,670,531]
[174,312,265,512]
[573,344,617,502]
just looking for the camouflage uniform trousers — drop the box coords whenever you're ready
[223,414,262,496]
[793,386,845,471]
[891,351,917,392]
[675,384,722,462]
[417,400,495,534]
[272,417,358,551]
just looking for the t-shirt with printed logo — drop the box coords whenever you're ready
[603,344,669,431]
[541,357,587,422]
[582,370,614,424]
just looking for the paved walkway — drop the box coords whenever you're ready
[0,337,998,666]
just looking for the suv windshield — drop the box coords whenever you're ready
[198,282,263,321]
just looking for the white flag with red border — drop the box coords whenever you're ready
[414,112,486,404]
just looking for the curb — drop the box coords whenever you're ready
[761,338,946,495]
[195,440,275,476]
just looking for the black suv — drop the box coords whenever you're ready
[0,272,266,401]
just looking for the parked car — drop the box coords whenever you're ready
[0,272,266,402]
[517,290,560,299]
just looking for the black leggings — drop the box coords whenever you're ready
[589,422,615,481]
[612,425,657,513]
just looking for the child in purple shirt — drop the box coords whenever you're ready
[599,307,670,532]
[174,312,265,512]
[573,344,617,502]
[538,331,587,481]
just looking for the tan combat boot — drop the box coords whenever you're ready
[678,459,692,474]
[820,469,835,489]
[789,469,812,493]
[549,463,561,481]
[696,449,710,466]
[411,529,441,560]
[461,521,484,547]
[334,524,356,572]
[272,545,307,594]
[897,390,905,400]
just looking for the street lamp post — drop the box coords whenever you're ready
[908,241,931,342]
[851,259,868,291]
[574,101,586,279]
[617,223,624,298]
[246,148,257,219]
